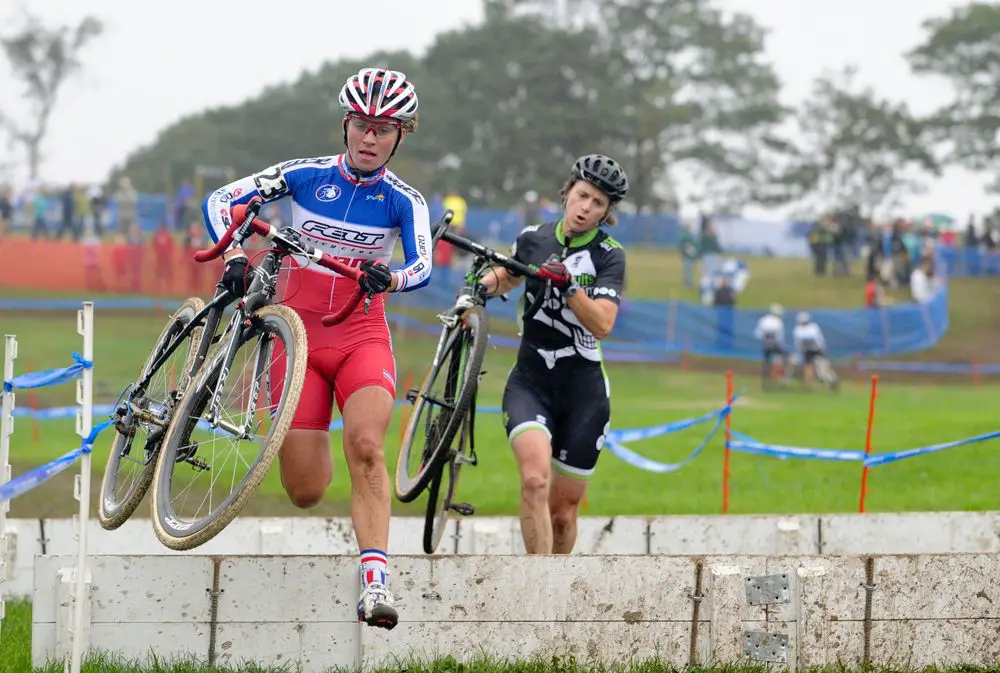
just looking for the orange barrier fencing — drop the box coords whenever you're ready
[0,238,226,298]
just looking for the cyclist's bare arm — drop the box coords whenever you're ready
[479,266,523,296]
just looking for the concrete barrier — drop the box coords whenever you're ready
[9,511,1000,598]
[30,553,1000,671]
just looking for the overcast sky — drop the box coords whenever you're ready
[1,0,995,221]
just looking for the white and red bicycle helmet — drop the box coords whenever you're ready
[339,67,419,131]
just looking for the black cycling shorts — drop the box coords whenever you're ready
[763,344,787,364]
[802,348,823,364]
[501,361,610,480]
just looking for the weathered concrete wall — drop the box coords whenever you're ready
[30,553,1000,671]
[9,512,1000,598]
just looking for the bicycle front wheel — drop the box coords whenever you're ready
[395,306,487,503]
[423,401,475,555]
[98,297,205,531]
[150,304,307,550]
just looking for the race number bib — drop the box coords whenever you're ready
[253,164,290,200]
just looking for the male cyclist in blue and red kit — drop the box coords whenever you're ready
[201,68,432,630]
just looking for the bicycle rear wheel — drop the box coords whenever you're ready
[395,306,487,503]
[150,304,307,550]
[98,297,205,531]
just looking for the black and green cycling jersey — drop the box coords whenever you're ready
[509,220,626,368]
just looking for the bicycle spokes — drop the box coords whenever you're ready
[165,331,284,523]
[106,343,189,504]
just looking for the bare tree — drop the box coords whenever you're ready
[0,11,103,180]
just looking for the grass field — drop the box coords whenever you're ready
[3,598,999,673]
[1,250,999,518]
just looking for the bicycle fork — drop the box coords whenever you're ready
[204,311,265,442]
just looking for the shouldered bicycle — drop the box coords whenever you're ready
[393,212,552,554]
[98,200,374,550]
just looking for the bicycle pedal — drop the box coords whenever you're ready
[450,503,475,516]
[185,457,211,472]
[405,388,419,403]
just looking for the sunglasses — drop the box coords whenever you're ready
[347,116,403,138]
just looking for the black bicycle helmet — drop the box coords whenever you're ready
[570,154,629,203]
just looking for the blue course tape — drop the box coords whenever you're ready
[863,429,1000,467]
[608,398,737,444]
[12,404,117,420]
[606,412,727,473]
[3,353,93,393]
[0,420,113,502]
[603,398,738,473]
[728,431,867,462]
[0,298,179,310]
[858,360,1000,374]
[726,428,1000,467]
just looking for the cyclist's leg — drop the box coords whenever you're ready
[334,339,398,629]
[503,366,555,554]
[270,345,341,508]
[802,350,817,389]
[334,340,396,553]
[549,368,610,554]
[761,346,774,384]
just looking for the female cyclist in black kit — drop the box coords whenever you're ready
[475,154,629,554]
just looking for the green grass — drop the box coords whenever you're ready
[2,252,999,518]
[2,306,1000,519]
[4,599,1000,673]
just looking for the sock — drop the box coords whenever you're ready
[360,548,388,589]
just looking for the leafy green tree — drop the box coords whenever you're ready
[908,2,1000,192]
[772,66,938,216]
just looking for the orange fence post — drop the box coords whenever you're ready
[722,370,733,514]
[858,375,880,513]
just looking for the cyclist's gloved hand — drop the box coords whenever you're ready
[536,261,572,289]
[359,260,393,294]
[221,255,253,297]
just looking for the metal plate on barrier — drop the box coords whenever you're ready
[745,573,789,605]
[743,631,788,663]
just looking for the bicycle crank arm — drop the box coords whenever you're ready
[454,452,478,466]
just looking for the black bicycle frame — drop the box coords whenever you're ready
[134,244,286,401]
[134,290,232,397]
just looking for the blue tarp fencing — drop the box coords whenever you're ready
[390,266,950,360]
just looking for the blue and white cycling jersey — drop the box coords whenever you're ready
[202,154,432,293]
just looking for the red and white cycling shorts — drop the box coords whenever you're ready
[268,267,397,431]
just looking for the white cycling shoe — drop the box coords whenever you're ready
[357,582,398,630]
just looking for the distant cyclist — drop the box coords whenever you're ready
[202,67,432,630]
[793,311,838,391]
[471,154,628,555]
[754,303,789,388]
